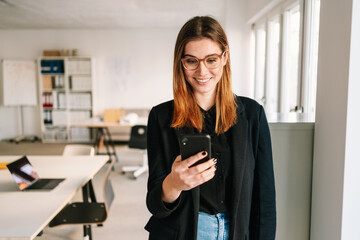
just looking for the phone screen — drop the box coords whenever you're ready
[179,134,211,166]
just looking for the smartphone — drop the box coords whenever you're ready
[179,134,211,167]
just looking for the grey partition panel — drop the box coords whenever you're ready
[269,123,314,240]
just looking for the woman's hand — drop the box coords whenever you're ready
[161,151,217,203]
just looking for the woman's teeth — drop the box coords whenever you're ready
[196,78,209,83]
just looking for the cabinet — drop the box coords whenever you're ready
[38,57,94,143]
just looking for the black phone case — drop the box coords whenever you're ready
[179,134,211,166]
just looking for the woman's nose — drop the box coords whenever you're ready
[197,61,208,75]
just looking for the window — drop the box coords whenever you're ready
[282,4,301,112]
[252,0,321,115]
[254,24,266,105]
[266,15,281,113]
[303,0,321,114]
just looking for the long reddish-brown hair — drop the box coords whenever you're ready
[171,16,237,134]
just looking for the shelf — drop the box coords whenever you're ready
[69,90,92,93]
[39,57,93,143]
[69,73,92,76]
[42,107,67,111]
[42,89,66,92]
[69,108,93,111]
[41,73,65,76]
[44,124,68,127]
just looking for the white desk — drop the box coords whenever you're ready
[0,155,109,240]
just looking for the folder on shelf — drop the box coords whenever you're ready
[41,60,64,74]
[69,111,91,123]
[52,111,67,125]
[68,59,91,74]
[69,93,91,109]
[70,76,92,91]
[42,76,53,90]
[70,127,91,141]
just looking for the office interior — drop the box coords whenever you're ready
[0,0,359,240]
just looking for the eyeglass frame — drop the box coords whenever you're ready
[181,51,227,71]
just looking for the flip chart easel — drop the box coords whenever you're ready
[1,59,38,143]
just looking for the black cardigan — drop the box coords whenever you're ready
[145,96,276,240]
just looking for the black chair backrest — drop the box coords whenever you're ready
[128,125,147,150]
[104,159,115,210]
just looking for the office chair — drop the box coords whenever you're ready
[49,145,114,240]
[62,144,95,156]
[121,125,148,179]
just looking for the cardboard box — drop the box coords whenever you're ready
[43,50,60,56]
[104,109,125,123]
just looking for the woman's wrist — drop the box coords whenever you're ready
[162,174,182,203]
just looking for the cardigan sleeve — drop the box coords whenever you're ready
[146,107,182,218]
[251,105,277,239]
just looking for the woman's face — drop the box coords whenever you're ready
[183,38,227,98]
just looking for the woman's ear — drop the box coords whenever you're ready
[222,50,229,67]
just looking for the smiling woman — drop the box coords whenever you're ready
[145,16,276,240]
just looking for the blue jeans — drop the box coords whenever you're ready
[197,211,230,240]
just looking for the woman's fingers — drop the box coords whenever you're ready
[183,151,208,167]
[198,165,216,182]
[169,154,217,191]
[186,165,216,188]
[188,158,216,174]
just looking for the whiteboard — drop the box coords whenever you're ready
[1,60,37,106]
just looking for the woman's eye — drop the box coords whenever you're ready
[206,58,218,64]
[186,59,198,64]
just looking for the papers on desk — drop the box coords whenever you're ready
[120,113,139,125]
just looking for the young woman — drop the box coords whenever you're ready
[145,16,276,240]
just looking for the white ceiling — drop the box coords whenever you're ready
[0,0,226,29]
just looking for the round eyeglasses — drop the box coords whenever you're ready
[181,51,226,71]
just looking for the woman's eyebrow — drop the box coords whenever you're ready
[183,53,220,58]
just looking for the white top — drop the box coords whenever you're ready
[0,155,109,240]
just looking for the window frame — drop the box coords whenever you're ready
[251,0,319,114]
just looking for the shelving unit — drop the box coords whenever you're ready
[38,57,94,143]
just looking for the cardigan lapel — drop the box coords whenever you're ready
[230,98,249,215]
[174,128,200,210]
[174,127,200,238]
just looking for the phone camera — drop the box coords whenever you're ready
[182,137,188,145]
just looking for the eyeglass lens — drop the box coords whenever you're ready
[183,55,221,70]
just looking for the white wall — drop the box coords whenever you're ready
[225,0,253,97]
[0,28,178,139]
[341,1,360,238]
[311,0,360,239]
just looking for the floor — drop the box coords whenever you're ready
[0,140,150,240]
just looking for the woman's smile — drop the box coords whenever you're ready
[195,77,211,83]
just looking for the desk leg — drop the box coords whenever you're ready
[93,127,118,169]
[88,180,97,202]
[93,128,103,155]
[82,181,96,240]
[104,127,119,163]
